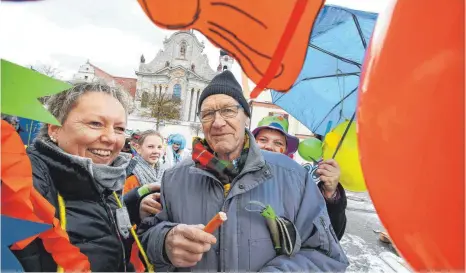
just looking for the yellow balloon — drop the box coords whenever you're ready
[322,120,366,192]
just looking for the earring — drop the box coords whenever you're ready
[49,135,57,143]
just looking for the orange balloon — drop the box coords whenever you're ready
[357,0,464,271]
[137,0,324,96]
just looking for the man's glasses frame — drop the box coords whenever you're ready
[197,105,243,123]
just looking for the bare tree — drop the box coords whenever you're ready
[31,63,62,79]
[30,63,63,104]
[190,122,202,137]
[144,92,181,130]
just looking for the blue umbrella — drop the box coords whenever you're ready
[271,5,378,136]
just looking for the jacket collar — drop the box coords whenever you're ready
[29,139,129,200]
[190,129,268,188]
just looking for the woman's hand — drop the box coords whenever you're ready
[316,159,341,198]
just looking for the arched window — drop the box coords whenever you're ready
[180,41,187,58]
[173,84,182,99]
[223,65,228,71]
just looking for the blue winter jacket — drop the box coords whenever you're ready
[139,130,349,272]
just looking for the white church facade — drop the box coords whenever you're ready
[134,30,232,122]
[130,31,234,147]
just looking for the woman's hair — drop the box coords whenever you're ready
[168,133,186,150]
[137,130,163,146]
[38,82,131,140]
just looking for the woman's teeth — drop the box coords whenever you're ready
[89,149,111,157]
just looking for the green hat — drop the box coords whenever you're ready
[252,116,299,155]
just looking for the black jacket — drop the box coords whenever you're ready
[318,182,347,241]
[12,140,139,272]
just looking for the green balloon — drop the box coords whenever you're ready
[298,138,323,162]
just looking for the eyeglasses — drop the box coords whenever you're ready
[198,105,243,123]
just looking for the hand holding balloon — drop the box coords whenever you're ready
[316,159,341,198]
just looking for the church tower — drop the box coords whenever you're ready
[217,49,234,72]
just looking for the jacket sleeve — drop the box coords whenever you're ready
[123,186,143,225]
[259,172,349,272]
[137,177,178,272]
[318,182,347,241]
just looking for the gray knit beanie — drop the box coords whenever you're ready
[198,70,251,117]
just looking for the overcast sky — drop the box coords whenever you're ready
[1,0,387,84]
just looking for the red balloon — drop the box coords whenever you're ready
[357,0,464,271]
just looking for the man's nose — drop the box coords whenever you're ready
[211,111,226,128]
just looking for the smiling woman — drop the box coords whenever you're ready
[12,82,147,272]
[39,82,130,165]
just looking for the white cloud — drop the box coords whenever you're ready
[0,0,175,79]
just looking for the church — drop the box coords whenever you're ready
[135,30,233,123]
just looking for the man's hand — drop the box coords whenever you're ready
[139,183,162,219]
[316,159,341,198]
[165,224,217,268]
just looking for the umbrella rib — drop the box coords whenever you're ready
[297,72,360,82]
[352,14,367,49]
[332,111,356,159]
[308,43,362,68]
[312,86,358,132]
[272,71,359,104]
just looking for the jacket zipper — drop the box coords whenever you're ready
[196,166,265,272]
[100,194,127,272]
[218,183,230,273]
[320,216,332,257]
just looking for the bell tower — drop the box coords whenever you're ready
[217,49,234,72]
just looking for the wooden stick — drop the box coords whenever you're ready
[204,212,227,233]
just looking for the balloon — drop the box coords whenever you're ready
[137,0,324,97]
[322,120,366,192]
[297,137,322,162]
[357,0,464,270]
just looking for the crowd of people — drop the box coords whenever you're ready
[10,70,350,272]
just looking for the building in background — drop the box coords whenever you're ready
[130,30,233,146]
[73,61,137,97]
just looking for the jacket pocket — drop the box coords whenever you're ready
[248,238,276,271]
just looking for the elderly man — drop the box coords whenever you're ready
[139,70,349,272]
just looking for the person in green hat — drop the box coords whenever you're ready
[252,116,347,240]
[252,115,299,156]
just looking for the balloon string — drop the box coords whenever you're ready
[332,111,356,159]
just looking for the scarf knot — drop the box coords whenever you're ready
[192,133,250,185]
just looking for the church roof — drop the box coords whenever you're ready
[88,62,137,97]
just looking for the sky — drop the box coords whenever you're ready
[0,0,388,85]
